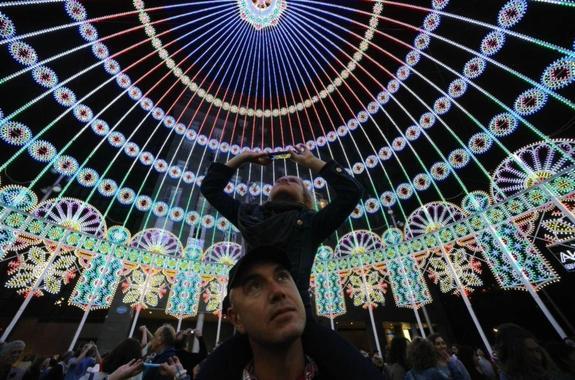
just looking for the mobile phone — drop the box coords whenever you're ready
[268,151,292,160]
[143,363,161,368]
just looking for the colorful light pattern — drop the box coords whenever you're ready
[6,246,76,297]
[0,0,572,334]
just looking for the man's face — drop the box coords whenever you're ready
[228,262,306,347]
[269,176,305,204]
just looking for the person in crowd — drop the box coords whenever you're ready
[79,338,142,380]
[66,344,101,380]
[22,356,47,380]
[494,323,558,380]
[457,346,489,380]
[545,341,575,379]
[199,146,383,380]
[0,340,26,380]
[138,327,153,356]
[385,336,408,380]
[372,352,384,373]
[173,329,206,378]
[203,246,331,379]
[198,144,381,379]
[40,358,64,380]
[405,337,446,380]
[143,325,177,380]
[475,349,496,380]
[428,334,471,380]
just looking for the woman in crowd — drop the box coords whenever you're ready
[494,324,558,380]
[385,337,408,380]
[405,337,446,380]
[428,334,471,380]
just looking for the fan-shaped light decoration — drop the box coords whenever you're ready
[130,228,183,257]
[491,140,575,202]
[405,202,467,238]
[335,230,383,258]
[203,242,243,267]
[6,246,76,297]
[32,198,107,251]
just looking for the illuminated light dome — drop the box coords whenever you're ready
[0,0,573,351]
[237,0,287,30]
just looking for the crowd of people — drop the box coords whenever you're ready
[1,147,574,380]
[1,306,574,380]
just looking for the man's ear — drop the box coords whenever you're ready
[227,306,246,334]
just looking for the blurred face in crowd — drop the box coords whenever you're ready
[524,338,543,365]
[433,336,449,359]
[5,347,24,365]
[150,328,165,353]
[270,176,306,205]
[228,261,306,347]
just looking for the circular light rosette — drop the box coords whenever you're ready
[201,214,215,229]
[77,168,99,187]
[464,57,486,79]
[380,191,397,207]
[364,198,380,214]
[117,188,136,205]
[216,217,230,232]
[448,149,470,169]
[136,195,152,211]
[419,112,436,130]
[169,207,185,222]
[413,173,431,191]
[0,185,38,211]
[54,155,79,176]
[98,178,118,197]
[365,155,378,169]
[28,140,57,162]
[514,88,547,116]
[468,133,493,154]
[431,162,450,181]
[1,121,32,146]
[185,211,200,226]
[153,201,169,217]
[489,113,518,137]
[350,204,364,219]
[107,225,131,244]
[461,191,491,214]
[396,183,414,200]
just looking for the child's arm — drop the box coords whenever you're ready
[290,144,363,243]
[200,151,270,226]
